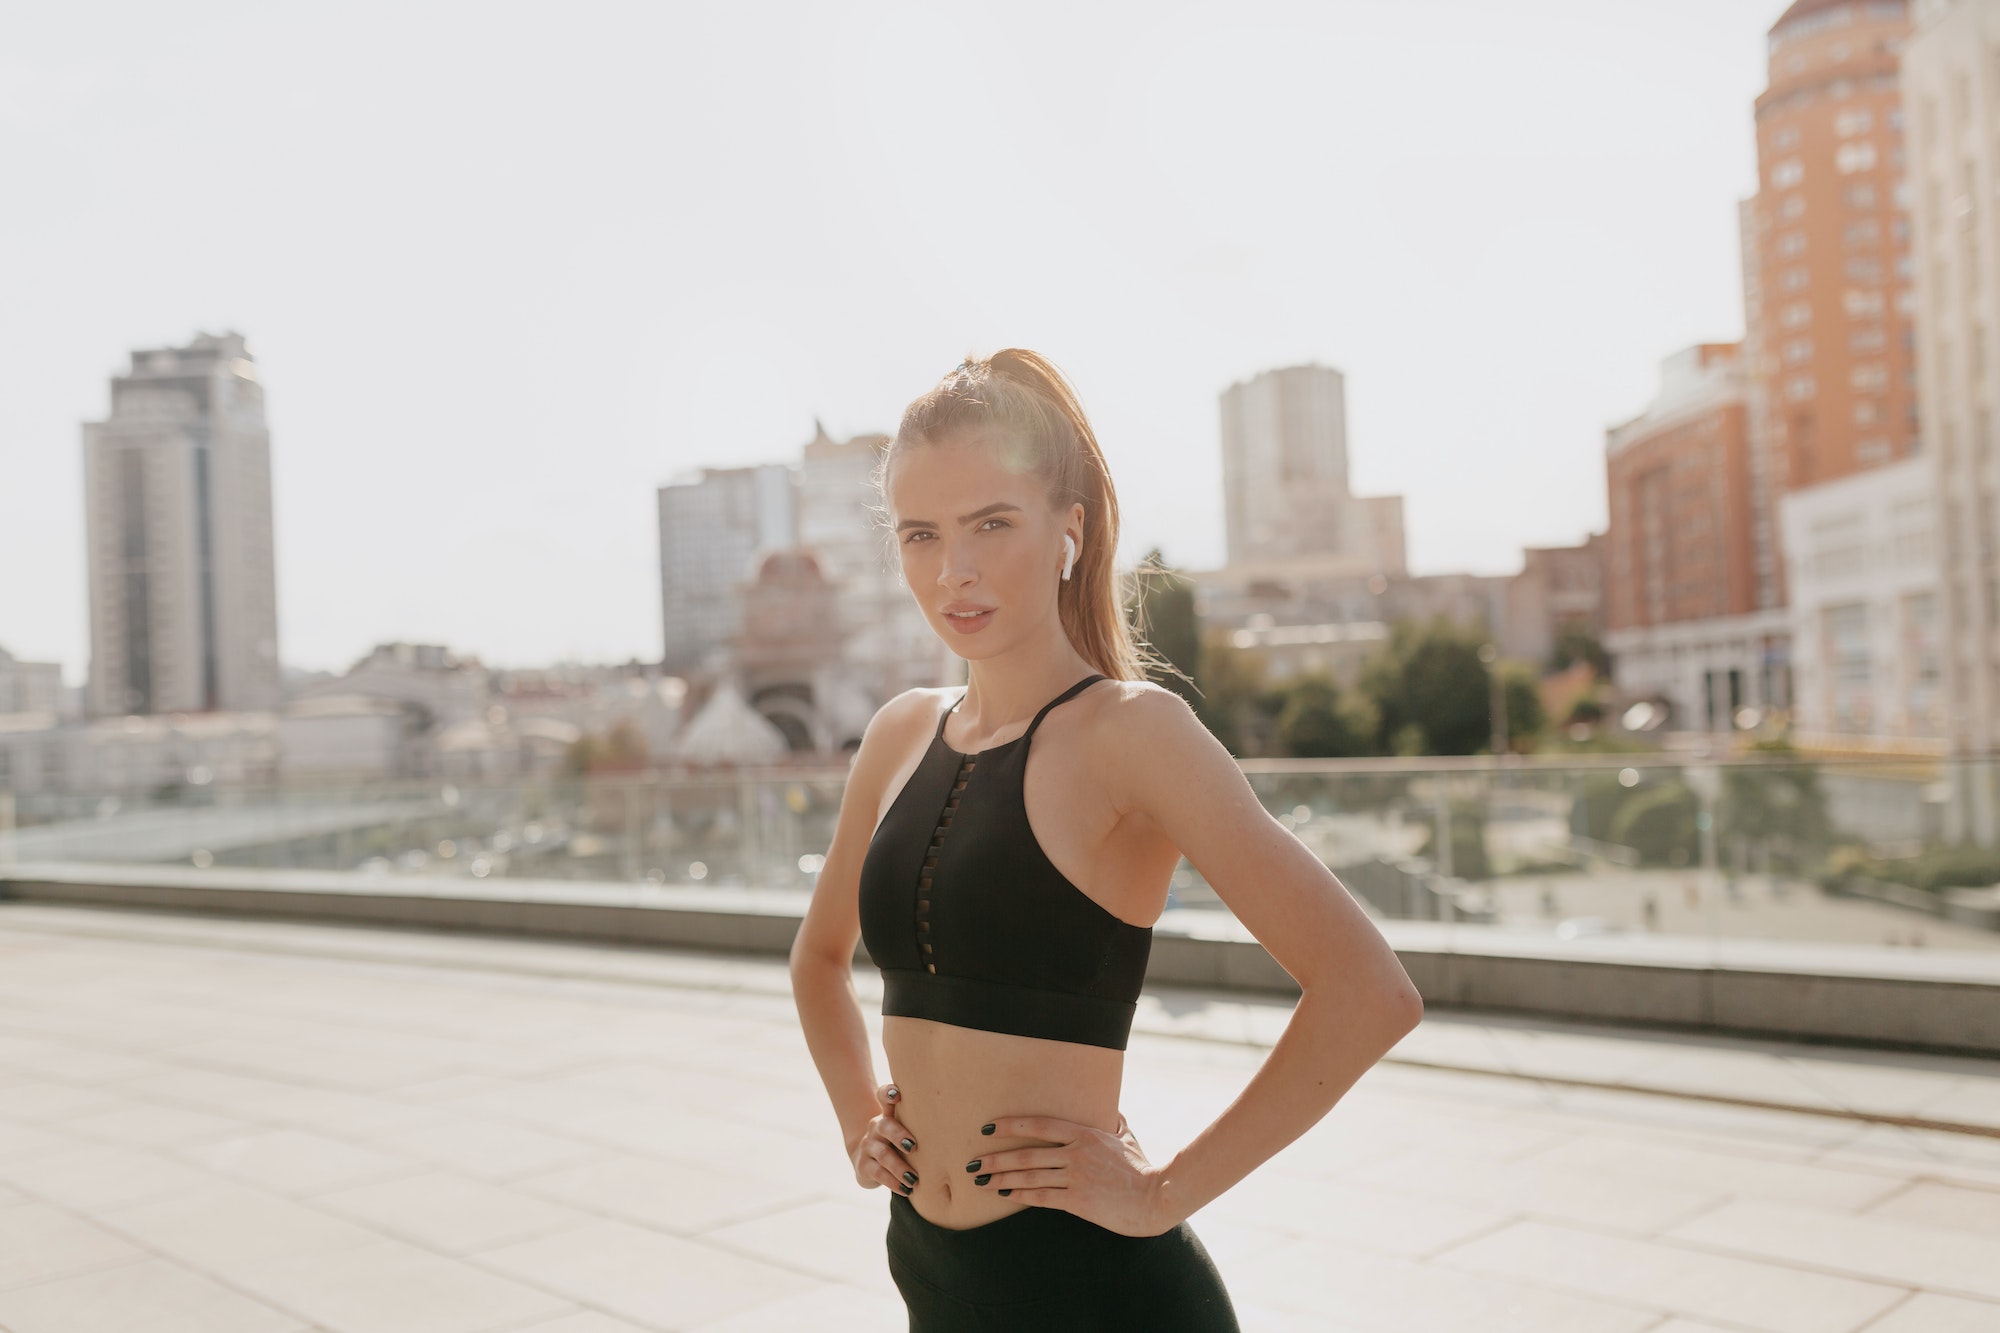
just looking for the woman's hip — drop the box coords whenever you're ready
[885,1189,1238,1331]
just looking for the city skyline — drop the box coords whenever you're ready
[4,1,1789,676]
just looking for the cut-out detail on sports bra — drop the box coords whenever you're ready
[857,674,1152,1051]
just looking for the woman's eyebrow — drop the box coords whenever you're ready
[895,502,1023,533]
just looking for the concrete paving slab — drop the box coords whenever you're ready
[0,1200,147,1291]
[1434,1217,1909,1332]
[1665,1199,2000,1302]
[4,902,2000,1333]
[1857,1178,2000,1236]
[0,1256,309,1333]
[314,1169,591,1255]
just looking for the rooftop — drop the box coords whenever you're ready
[1,904,1997,1331]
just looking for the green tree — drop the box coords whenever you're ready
[1551,625,1612,679]
[1359,619,1494,756]
[1125,549,1200,709]
[562,718,648,777]
[1718,740,1834,874]
[1191,629,1283,757]
[1499,662,1547,752]
[1270,673,1373,758]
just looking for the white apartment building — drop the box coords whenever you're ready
[82,332,281,717]
[796,424,954,699]
[657,464,796,673]
[1218,365,1405,573]
[1907,0,2000,836]
[1779,454,1944,742]
[0,647,66,716]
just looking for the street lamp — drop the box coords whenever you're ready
[1479,642,1507,757]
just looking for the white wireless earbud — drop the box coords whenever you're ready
[1061,535,1076,581]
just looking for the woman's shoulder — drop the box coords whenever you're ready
[1077,677,1204,749]
[864,686,955,740]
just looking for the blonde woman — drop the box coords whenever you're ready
[790,350,1424,1329]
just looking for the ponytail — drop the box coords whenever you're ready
[880,349,1171,684]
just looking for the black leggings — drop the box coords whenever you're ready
[885,1190,1240,1332]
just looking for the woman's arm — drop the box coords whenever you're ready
[1118,685,1424,1231]
[964,682,1423,1232]
[788,689,930,1158]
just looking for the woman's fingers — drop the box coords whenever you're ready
[966,1146,1064,1176]
[877,1116,916,1154]
[980,1114,1082,1144]
[980,1167,1068,1190]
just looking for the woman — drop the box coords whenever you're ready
[789,349,1425,1330]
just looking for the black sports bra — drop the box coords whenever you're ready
[857,674,1153,1050]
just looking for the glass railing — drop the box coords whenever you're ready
[5,753,2000,956]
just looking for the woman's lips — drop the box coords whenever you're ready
[943,607,995,634]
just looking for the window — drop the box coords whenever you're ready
[1773,158,1805,189]
[1837,141,1878,174]
[1836,108,1873,137]
[1787,375,1817,401]
[1782,267,1811,292]
[1858,437,1892,465]
[1847,257,1883,282]
[1781,301,1813,329]
[1852,326,1886,353]
[1774,126,1801,151]
[1845,219,1879,247]
[1783,194,1808,220]
[1845,184,1878,208]
[1845,288,1886,317]
[1855,399,1881,425]
[1784,337,1815,365]
[1778,231,1807,258]
[1852,363,1889,391]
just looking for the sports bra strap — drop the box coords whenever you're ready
[1023,673,1107,740]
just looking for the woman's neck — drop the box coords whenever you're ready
[954,647,1099,741]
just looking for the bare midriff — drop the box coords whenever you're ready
[886,1013,1124,1230]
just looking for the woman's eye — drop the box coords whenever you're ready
[980,518,1010,531]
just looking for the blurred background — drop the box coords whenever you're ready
[3,0,1995,961]
[6,5,2000,1332]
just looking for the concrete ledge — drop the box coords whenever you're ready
[6,861,1999,1057]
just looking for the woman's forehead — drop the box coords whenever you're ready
[886,436,1041,508]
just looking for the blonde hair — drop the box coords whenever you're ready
[877,349,1166,683]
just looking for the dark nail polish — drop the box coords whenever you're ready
[902,1171,916,1185]
[980,1123,995,1135]
[998,1188,1012,1196]
[974,1173,991,1186]
[964,1159,981,1173]
[901,1138,915,1151]
[900,1182,912,1194]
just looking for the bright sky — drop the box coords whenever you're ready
[1,1,1790,678]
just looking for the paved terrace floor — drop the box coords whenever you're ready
[1,906,1999,1333]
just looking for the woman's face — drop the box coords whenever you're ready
[886,434,1081,661]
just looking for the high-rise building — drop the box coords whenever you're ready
[1747,0,1917,510]
[1603,344,1791,729]
[1778,454,1943,740]
[0,646,66,716]
[657,464,796,673]
[82,332,281,717]
[1906,0,2000,832]
[796,424,954,698]
[1218,365,1402,573]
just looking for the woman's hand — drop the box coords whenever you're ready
[967,1111,1170,1237]
[847,1082,919,1197]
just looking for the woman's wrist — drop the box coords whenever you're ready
[1145,1162,1185,1234]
